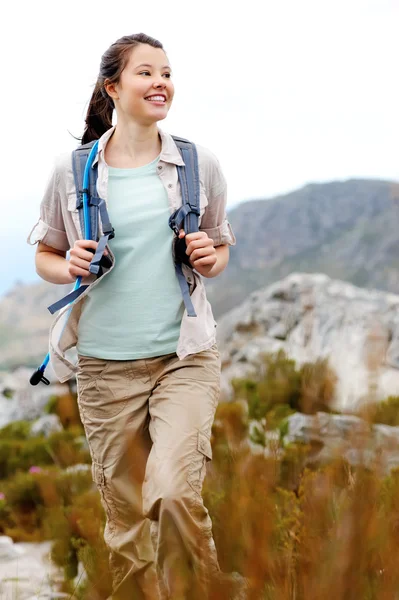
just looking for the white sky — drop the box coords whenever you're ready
[0,0,398,291]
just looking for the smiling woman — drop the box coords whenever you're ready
[28,32,240,600]
[81,33,169,146]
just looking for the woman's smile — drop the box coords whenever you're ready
[144,94,167,105]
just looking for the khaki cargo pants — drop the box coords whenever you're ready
[76,345,221,600]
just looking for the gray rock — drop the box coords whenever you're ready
[65,463,91,474]
[0,535,25,561]
[282,411,399,475]
[0,367,69,429]
[0,540,66,599]
[30,415,63,438]
[217,273,399,411]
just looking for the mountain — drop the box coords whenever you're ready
[0,281,71,369]
[206,178,399,316]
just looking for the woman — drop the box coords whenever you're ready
[28,33,240,600]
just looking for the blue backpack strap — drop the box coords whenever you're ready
[47,142,115,314]
[72,141,99,241]
[48,285,90,315]
[168,136,201,317]
[71,141,115,271]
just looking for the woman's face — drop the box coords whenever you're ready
[109,44,174,125]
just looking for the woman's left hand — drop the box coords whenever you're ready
[179,229,217,276]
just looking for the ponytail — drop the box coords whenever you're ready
[81,82,114,145]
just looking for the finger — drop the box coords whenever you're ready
[186,238,214,256]
[69,265,91,278]
[178,229,186,239]
[186,235,213,251]
[75,239,98,250]
[70,246,98,262]
[185,231,207,244]
[190,247,216,262]
[192,255,218,268]
[69,256,93,271]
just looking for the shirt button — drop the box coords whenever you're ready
[157,165,163,170]
[168,183,173,188]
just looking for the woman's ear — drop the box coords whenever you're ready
[104,80,119,101]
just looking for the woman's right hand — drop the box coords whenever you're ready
[68,239,106,280]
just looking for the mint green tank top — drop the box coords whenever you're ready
[76,155,184,359]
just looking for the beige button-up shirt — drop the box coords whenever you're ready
[27,127,236,383]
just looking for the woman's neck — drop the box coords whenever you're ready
[105,120,162,168]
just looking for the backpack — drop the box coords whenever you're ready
[30,136,200,386]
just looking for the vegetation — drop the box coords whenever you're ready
[0,424,90,479]
[2,351,399,598]
[364,395,399,427]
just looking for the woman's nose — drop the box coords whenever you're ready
[153,78,166,89]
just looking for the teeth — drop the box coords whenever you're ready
[146,96,165,102]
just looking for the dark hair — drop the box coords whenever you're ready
[81,33,164,144]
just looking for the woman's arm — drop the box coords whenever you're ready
[35,243,73,284]
[36,240,103,284]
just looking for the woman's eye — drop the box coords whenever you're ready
[139,71,151,76]
[163,73,171,78]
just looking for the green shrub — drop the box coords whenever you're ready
[44,395,59,415]
[233,350,301,420]
[368,396,399,427]
[0,438,52,479]
[0,426,90,480]
[47,426,90,469]
[0,420,31,439]
[265,403,296,431]
[232,350,338,422]
[249,421,266,446]
[278,416,290,441]
[46,490,112,596]
[0,467,94,541]
[299,358,338,414]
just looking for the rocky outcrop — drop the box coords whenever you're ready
[248,411,399,476]
[0,537,69,599]
[286,412,399,475]
[30,415,63,437]
[217,273,399,411]
[0,367,69,429]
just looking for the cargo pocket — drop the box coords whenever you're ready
[77,356,110,389]
[77,359,129,420]
[187,431,213,498]
[92,462,118,538]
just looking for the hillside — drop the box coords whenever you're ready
[206,178,399,316]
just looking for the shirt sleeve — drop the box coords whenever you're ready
[26,163,70,252]
[199,152,236,247]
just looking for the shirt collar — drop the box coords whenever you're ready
[92,126,185,167]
